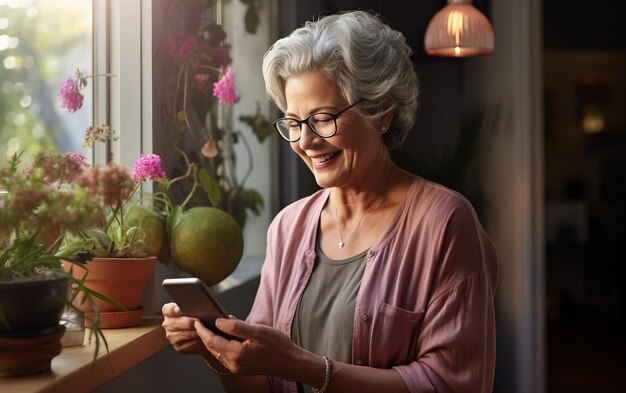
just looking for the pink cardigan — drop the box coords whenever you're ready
[247,178,498,393]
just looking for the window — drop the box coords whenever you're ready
[1,0,272,313]
[0,0,92,164]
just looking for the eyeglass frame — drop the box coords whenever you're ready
[272,100,364,142]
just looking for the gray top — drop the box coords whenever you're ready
[292,247,368,391]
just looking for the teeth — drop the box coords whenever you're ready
[314,153,337,164]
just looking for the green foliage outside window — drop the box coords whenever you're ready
[0,0,92,166]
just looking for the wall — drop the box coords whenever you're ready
[466,0,544,392]
[227,0,278,258]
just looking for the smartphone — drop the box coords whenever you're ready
[162,277,240,341]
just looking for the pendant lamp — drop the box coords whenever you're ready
[424,0,495,57]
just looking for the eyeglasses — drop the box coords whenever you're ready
[273,100,363,142]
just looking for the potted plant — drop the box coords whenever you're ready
[0,152,114,376]
[56,71,172,329]
[58,147,169,329]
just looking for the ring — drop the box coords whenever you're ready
[216,353,221,360]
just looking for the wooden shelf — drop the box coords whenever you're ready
[0,317,168,393]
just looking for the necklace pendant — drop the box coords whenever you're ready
[338,241,345,249]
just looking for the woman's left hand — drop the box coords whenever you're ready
[194,316,303,378]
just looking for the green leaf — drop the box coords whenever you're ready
[80,285,127,312]
[125,226,145,242]
[198,169,221,206]
[239,112,272,143]
[244,5,260,34]
[56,240,94,258]
[244,189,264,216]
[86,229,111,249]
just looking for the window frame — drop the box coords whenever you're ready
[92,0,167,314]
[92,0,153,167]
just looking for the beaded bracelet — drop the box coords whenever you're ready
[312,356,332,393]
[203,358,232,376]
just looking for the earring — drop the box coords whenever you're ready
[381,125,386,132]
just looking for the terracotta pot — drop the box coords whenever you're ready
[65,257,156,328]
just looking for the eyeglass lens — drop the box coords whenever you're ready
[275,113,336,141]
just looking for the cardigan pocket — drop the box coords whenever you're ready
[370,303,425,368]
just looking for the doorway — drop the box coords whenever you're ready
[543,2,626,392]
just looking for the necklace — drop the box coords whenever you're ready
[334,189,385,249]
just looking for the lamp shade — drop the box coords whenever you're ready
[424,0,495,57]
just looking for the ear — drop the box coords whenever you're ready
[379,100,396,134]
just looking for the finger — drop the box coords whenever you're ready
[162,302,182,316]
[215,318,262,340]
[167,330,197,348]
[194,320,230,351]
[168,332,206,355]
[194,320,224,342]
[162,313,198,331]
[193,320,229,346]
[164,305,197,330]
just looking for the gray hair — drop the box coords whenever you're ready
[262,10,419,150]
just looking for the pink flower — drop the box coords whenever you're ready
[78,163,135,208]
[22,152,86,183]
[99,164,135,208]
[60,153,86,183]
[132,154,166,182]
[58,76,84,112]
[213,68,238,106]
[82,124,118,147]
[78,166,99,196]
[69,152,86,167]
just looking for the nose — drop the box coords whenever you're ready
[297,122,321,150]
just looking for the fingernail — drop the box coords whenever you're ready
[215,318,223,327]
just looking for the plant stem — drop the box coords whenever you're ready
[165,148,194,190]
[236,130,254,189]
[179,165,199,209]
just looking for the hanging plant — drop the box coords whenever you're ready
[159,0,271,229]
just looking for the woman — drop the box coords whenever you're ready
[163,10,498,393]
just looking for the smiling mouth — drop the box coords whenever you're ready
[313,152,340,164]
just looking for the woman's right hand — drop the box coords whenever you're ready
[162,302,208,356]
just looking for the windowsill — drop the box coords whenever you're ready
[0,317,168,393]
[0,260,263,393]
